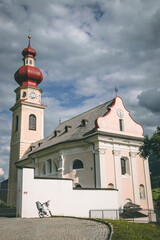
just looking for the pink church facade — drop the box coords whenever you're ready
[8,36,155,220]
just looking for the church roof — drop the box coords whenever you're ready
[21,98,114,160]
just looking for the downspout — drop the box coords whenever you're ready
[84,139,96,188]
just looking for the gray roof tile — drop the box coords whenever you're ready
[21,98,114,160]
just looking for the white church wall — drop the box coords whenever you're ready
[17,168,119,218]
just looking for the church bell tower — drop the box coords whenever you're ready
[8,36,46,205]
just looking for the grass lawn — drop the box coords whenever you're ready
[152,187,160,201]
[106,219,160,240]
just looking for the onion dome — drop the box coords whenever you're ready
[22,35,36,58]
[14,35,43,87]
[14,65,43,87]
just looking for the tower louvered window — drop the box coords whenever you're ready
[29,114,36,130]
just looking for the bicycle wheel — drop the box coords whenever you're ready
[39,212,44,218]
[49,210,52,217]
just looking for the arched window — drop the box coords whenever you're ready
[139,184,145,199]
[42,163,46,175]
[15,115,19,132]
[53,161,58,173]
[46,159,52,174]
[29,114,36,130]
[125,198,132,203]
[75,183,82,189]
[40,160,58,176]
[73,159,84,170]
[108,183,114,189]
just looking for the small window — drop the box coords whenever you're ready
[42,163,46,175]
[47,159,52,174]
[15,115,19,132]
[139,184,145,199]
[26,59,28,64]
[73,159,84,170]
[29,60,32,65]
[108,183,114,189]
[121,158,126,175]
[29,114,36,130]
[53,161,58,173]
[81,119,88,126]
[65,125,72,132]
[75,183,82,189]
[121,157,130,175]
[125,198,132,203]
[119,119,124,131]
[22,92,26,98]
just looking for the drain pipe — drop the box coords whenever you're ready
[84,139,96,188]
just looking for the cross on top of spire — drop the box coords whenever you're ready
[114,86,118,97]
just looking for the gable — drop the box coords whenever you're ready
[96,96,144,137]
[20,97,144,160]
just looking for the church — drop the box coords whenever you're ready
[8,36,155,220]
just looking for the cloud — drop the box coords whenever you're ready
[138,88,160,113]
[0,0,160,179]
[0,168,5,182]
[0,168,4,176]
[0,112,11,179]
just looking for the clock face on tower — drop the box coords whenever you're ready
[117,108,124,118]
[29,91,38,100]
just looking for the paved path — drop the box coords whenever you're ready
[0,217,110,240]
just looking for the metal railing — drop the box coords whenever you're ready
[89,209,159,223]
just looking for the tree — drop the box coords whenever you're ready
[139,127,160,159]
[139,127,160,189]
[157,195,160,209]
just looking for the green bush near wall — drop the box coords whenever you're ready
[0,201,15,209]
[152,188,160,201]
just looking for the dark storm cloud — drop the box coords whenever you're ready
[0,0,12,19]
[20,4,29,12]
[88,2,104,21]
[138,89,160,113]
[0,0,160,179]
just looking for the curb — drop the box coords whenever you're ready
[89,218,113,240]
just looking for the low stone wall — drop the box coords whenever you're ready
[17,168,119,218]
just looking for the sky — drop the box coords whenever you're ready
[0,0,160,181]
